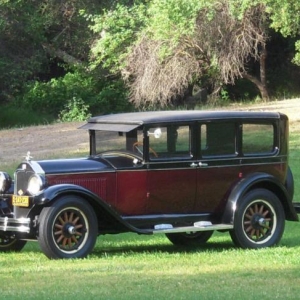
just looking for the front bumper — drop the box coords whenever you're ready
[0,217,30,233]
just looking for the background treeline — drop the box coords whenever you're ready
[1,0,300,127]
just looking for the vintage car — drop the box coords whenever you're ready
[0,111,299,259]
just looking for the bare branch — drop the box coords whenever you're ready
[42,43,84,67]
[123,1,269,106]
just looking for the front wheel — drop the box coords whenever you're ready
[230,189,285,249]
[0,233,27,252]
[38,195,98,259]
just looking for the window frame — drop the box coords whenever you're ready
[199,121,238,159]
[239,120,279,157]
[145,123,195,162]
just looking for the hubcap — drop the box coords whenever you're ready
[53,208,88,252]
[243,200,276,243]
[67,225,76,235]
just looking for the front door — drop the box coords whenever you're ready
[146,124,197,214]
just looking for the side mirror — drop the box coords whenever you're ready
[148,128,162,139]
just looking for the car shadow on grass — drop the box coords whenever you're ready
[92,241,236,258]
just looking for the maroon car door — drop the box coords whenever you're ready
[194,122,240,212]
[145,125,197,214]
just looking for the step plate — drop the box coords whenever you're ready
[152,224,233,234]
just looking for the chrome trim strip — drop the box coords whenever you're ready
[146,161,287,170]
[0,217,30,233]
[29,161,45,176]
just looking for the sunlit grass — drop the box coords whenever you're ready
[1,227,300,300]
[1,110,300,299]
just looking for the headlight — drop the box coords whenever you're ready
[27,174,44,196]
[0,172,12,193]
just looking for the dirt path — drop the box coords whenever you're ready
[1,98,300,167]
[0,121,89,167]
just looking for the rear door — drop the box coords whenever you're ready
[194,121,240,213]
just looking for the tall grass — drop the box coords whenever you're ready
[0,105,55,129]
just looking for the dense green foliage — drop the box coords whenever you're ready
[1,0,300,125]
[18,71,131,117]
[266,0,300,64]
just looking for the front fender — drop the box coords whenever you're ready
[222,172,299,224]
[33,184,149,235]
[34,183,105,206]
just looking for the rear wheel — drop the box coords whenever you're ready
[230,189,285,249]
[166,231,213,246]
[38,195,98,259]
[0,233,26,252]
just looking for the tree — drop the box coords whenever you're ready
[0,1,46,102]
[0,0,104,103]
[265,0,300,65]
[89,1,148,72]
[121,0,270,106]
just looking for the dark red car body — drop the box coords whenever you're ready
[0,111,298,259]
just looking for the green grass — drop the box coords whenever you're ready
[1,110,300,299]
[1,226,300,300]
[0,105,55,129]
[289,129,300,198]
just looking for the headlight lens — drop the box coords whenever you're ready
[27,174,44,195]
[0,172,12,193]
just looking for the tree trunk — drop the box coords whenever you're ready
[243,73,269,101]
[243,45,270,101]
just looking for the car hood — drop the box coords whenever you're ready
[37,157,114,174]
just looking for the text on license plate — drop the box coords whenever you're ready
[12,195,29,207]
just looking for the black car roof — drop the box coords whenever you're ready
[79,110,284,132]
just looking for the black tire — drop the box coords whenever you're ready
[38,195,98,259]
[166,231,213,246]
[230,189,285,249]
[0,233,27,252]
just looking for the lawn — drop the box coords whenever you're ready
[1,108,300,299]
[1,226,300,300]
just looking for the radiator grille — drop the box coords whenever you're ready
[14,166,34,196]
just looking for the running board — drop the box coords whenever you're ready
[151,223,233,234]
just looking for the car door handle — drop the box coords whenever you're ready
[199,162,208,167]
[190,162,208,167]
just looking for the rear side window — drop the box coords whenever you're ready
[201,122,236,157]
[242,123,275,155]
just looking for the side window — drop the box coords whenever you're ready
[201,122,236,157]
[242,123,274,155]
[149,125,191,160]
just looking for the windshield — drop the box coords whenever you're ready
[94,129,144,155]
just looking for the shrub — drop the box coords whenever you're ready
[58,97,91,122]
[18,71,133,121]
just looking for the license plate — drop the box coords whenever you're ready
[12,195,29,207]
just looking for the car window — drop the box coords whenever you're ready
[242,123,274,155]
[148,125,192,160]
[94,129,143,154]
[201,122,236,157]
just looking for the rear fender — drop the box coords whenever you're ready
[222,172,298,224]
